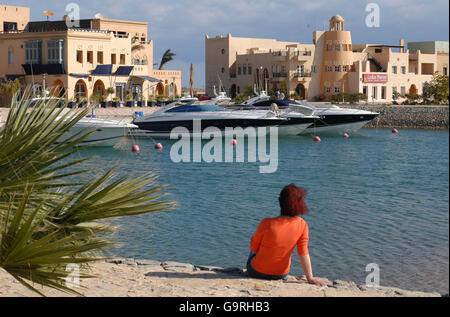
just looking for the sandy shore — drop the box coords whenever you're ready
[0,258,442,297]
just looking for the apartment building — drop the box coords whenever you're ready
[205,15,449,102]
[0,4,182,106]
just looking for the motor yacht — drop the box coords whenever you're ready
[243,94,379,135]
[132,99,316,138]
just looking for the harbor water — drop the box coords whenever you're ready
[74,128,449,294]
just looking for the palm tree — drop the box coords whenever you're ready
[0,88,176,296]
[159,49,176,70]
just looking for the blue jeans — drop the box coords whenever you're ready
[246,251,288,280]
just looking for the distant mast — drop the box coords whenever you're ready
[190,64,194,97]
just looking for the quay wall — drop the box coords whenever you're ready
[340,104,449,130]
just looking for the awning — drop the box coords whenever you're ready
[22,64,66,75]
[69,73,90,78]
[91,64,113,76]
[114,66,134,76]
[131,75,162,83]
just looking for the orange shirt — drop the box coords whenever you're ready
[250,217,309,276]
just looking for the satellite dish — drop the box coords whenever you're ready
[95,13,107,19]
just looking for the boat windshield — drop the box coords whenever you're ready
[165,101,225,113]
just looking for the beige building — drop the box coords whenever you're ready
[205,15,449,103]
[0,4,182,106]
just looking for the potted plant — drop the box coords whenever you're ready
[105,87,115,107]
[78,98,88,108]
[112,97,121,108]
[126,93,135,107]
[147,95,156,107]
[137,94,145,107]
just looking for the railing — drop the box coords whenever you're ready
[293,72,312,78]
[132,59,148,66]
[294,51,312,56]
[272,72,288,78]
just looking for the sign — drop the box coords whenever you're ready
[363,73,388,83]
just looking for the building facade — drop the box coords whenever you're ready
[205,15,449,103]
[0,4,182,106]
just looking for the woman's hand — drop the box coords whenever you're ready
[307,277,327,287]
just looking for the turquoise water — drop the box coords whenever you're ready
[74,128,449,294]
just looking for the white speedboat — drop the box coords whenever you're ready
[242,94,379,135]
[22,97,137,146]
[63,116,137,146]
[132,100,316,138]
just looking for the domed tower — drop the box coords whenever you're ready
[320,15,354,99]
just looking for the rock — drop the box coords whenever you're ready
[194,265,224,272]
[218,267,244,275]
[333,280,360,291]
[161,261,195,272]
[135,260,162,267]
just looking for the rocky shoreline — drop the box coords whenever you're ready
[341,104,449,130]
[0,258,443,297]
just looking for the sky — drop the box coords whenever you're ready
[5,0,449,88]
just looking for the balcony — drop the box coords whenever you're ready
[132,59,148,66]
[293,72,312,78]
[272,72,288,78]
[294,51,312,57]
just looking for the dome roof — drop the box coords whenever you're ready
[330,14,344,22]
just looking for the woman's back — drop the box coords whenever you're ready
[250,216,309,276]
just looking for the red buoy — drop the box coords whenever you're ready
[155,143,163,150]
[392,129,399,134]
[232,139,238,146]
[343,133,350,138]
[132,145,140,153]
[314,136,321,142]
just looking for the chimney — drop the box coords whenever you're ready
[399,39,405,53]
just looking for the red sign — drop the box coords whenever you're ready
[363,74,388,83]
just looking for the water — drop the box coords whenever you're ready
[72,128,449,294]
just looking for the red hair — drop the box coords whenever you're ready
[279,184,309,217]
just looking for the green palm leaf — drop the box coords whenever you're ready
[0,87,177,296]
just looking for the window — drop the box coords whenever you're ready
[375,48,382,53]
[76,50,83,63]
[335,45,340,51]
[444,67,448,76]
[221,67,225,73]
[400,86,406,95]
[237,66,241,75]
[325,87,331,93]
[335,65,341,72]
[334,86,340,93]
[237,86,240,94]
[25,40,42,64]
[363,86,368,96]
[47,39,64,64]
[120,54,126,65]
[392,86,397,94]
[8,51,14,65]
[381,86,386,99]
[97,51,104,64]
[221,49,225,54]
[343,65,348,72]
[243,65,247,75]
[87,51,94,64]
[342,44,347,51]
[372,86,378,99]
[401,66,406,74]
[392,66,397,74]
[3,22,17,32]
[248,65,252,75]
[327,44,332,51]
[312,65,316,73]
[111,54,117,64]
[326,66,332,72]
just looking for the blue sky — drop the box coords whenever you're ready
[5,0,449,88]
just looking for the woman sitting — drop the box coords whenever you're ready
[247,184,326,286]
